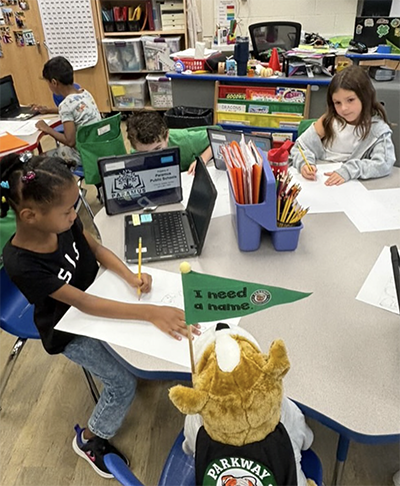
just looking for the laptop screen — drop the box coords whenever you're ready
[390,245,400,312]
[98,147,183,216]
[0,75,19,115]
[186,157,217,252]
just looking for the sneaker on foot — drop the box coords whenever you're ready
[72,424,129,479]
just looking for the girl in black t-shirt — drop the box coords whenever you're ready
[0,153,199,479]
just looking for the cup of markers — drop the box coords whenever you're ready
[275,172,309,228]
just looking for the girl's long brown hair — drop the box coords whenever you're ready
[322,65,389,147]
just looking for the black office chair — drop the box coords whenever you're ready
[248,21,301,62]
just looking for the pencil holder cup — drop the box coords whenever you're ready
[270,222,303,251]
[228,156,304,252]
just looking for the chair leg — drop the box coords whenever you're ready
[81,367,100,405]
[0,338,27,411]
[78,187,102,242]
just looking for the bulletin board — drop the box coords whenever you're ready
[37,0,97,70]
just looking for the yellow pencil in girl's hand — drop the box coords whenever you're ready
[298,145,314,173]
[137,237,142,300]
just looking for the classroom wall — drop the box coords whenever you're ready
[199,0,358,45]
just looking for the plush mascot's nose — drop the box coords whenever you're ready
[216,323,230,331]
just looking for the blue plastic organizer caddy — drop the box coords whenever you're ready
[229,152,303,252]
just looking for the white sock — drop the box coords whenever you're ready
[80,430,89,444]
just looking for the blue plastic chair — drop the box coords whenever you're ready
[0,268,100,410]
[104,429,323,486]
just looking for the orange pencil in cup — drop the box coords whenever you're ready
[137,237,142,300]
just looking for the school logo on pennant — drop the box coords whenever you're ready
[250,290,271,306]
[203,457,277,486]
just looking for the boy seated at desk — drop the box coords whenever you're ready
[126,111,213,174]
[34,56,101,166]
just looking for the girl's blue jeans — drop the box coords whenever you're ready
[62,335,137,440]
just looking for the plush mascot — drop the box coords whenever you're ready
[169,323,317,486]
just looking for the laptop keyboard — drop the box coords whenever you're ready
[153,212,190,256]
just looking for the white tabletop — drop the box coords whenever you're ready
[94,168,400,439]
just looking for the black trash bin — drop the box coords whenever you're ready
[164,106,214,129]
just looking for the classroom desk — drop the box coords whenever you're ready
[0,115,60,157]
[94,167,400,484]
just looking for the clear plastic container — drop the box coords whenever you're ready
[146,74,173,109]
[102,38,145,73]
[141,36,181,71]
[109,78,149,109]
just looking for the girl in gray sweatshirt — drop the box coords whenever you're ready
[291,65,396,186]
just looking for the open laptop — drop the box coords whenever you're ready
[124,157,217,263]
[98,147,183,216]
[207,128,272,170]
[0,75,38,120]
[390,245,400,312]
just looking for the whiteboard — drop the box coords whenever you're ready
[38,0,98,70]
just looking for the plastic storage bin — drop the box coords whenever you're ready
[141,36,181,71]
[109,78,149,109]
[229,154,303,252]
[146,74,173,109]
[103,38,145,73]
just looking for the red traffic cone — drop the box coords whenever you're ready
[268,47,281,72]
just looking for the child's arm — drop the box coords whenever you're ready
[35,120,76,147]
[290,115,327,180]
[50,283,191,340]
[187,146,212,175]
[31,104,59,115]
[327,132,396,183]
[83,230,150,294]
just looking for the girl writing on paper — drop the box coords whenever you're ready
[290,65,396,185]
[0,153,199,479]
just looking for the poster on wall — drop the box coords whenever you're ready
[37,0,98,70]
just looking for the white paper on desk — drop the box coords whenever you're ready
[181,166,231,219]
[343,188,400,233]
[0,119,54,137]
[55,266,240,369]
[356,246,399,314]
[289,164,367,214]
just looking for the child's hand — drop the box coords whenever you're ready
[148,306,201,340]
[35,120,50,133]
[128,272,152,294]
[31,104,50,114]
[324,171,345,186]
[187,161,197,175]
[300,163,317,180]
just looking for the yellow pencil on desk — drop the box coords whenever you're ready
[298,145,314,173]
[137,236,142,301]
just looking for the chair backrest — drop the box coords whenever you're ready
[103,428,323,486]
[249,21,301,61]
[0,268,38,339]
[52,83,81,108]
[297,118,317,138]
[75,112,127,185]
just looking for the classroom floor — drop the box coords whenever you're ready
[0,124,399,486]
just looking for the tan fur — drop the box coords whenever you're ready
[169,337,290,447]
